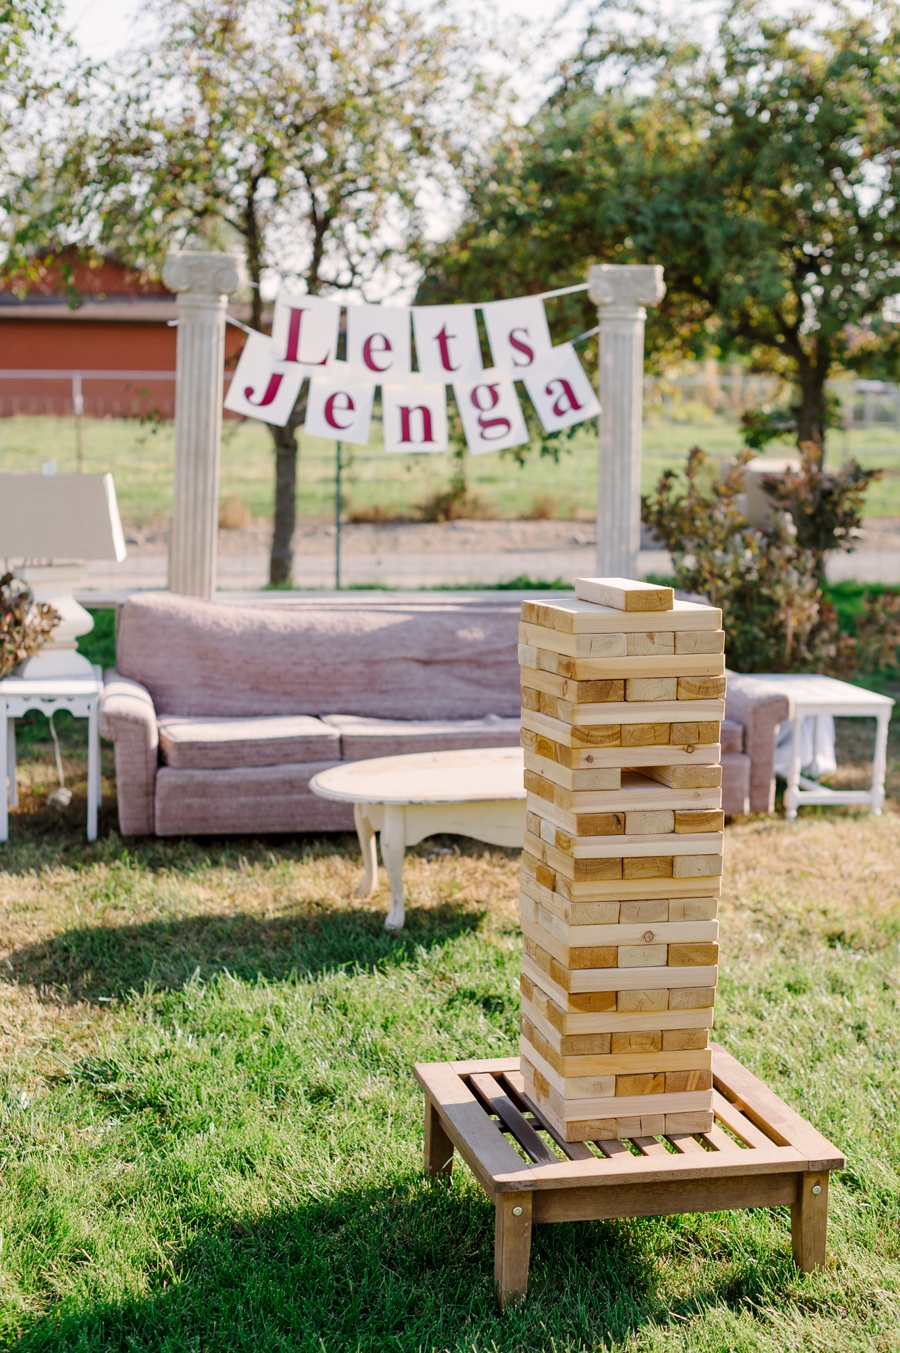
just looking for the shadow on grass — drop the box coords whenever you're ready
[6,899,486,1002]
[11,1177,794,1353]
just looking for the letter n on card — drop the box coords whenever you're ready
[382,377,448,453]
[305,363,374,445]
[224,332,304,426]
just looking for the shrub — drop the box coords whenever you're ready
[641,447,900,676]
[0,574,59,679]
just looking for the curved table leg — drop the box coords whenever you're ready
[380,804,407,931]
[354,802,379,898]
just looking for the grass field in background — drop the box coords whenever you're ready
[3,413,900,525]
[0,721,898,1350]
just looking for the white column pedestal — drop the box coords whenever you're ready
[588,264,666,579]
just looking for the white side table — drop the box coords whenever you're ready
[310,746,526,930]
[747,673,894,821]
[0,669,103,842]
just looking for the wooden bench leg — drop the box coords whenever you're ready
[425,1099,454,1179]
[791,1171,829,1272]
[494,1193,532,1310]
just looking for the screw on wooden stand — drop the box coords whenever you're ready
[812,1184,822,1195]
[512,1206,523,1216]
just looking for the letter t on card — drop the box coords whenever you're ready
[304,363,374,445]
[412,305,482,382]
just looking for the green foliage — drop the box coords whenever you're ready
[76,608,116,672]
[642,446,897,674]
[421,1,900,452]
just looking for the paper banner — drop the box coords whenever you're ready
[522,343,600,433]
[223,332,304,426]
[382,376,448,453]
[346,304,411,380]
[304,362,374,445]
[272,289,340,372]
[412,304,483,383]
[481,296,553,377]
[453,369,529,454]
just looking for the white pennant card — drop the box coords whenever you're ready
[346,304,411,380]
[272,289,341,372]
[481,296,553,377]
[223,332,304,426]
[453,369,529,455]
[522,343,600,433]
[412,304,483,382]
[382,376,448,453]
[304,362,374,445]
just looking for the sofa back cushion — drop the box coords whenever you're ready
[116,592,522,719]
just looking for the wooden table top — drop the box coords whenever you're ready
[310,745,526,806]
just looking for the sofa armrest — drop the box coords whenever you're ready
[100,670,159,836]
[725,672,791,814]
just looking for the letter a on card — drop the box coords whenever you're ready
[523,344,600,432]
[382,377,447,453]
[272,289,340,372]
[481,296,552,376]
[412,305,482,382]
[223,332,304,426]
[453,369,529,454]
[305,363,374,445]
[346,305,411,379]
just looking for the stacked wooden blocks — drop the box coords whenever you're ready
[518,576,726,1142]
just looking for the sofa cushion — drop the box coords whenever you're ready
[322,713,521,761]
[116,592,522,720]
[720,718,744,754]
[158,714,339,770]
[155,760,352,835]
[722,752,751,816]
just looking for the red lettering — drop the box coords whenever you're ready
[508,327,535,366]
[435,325,459,372]
[470,383,510,440]
[284,308,329,365]
[362,333,392,372]
[399,405,434,443]
[325,391,355,430]
[245,373,284,407]
[546,377,583,418]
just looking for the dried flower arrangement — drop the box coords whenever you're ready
[0,574,59,680]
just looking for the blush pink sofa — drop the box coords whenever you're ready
[98,593,788,837]
[99,593,523,836]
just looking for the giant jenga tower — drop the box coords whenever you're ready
[518,576,725,1142]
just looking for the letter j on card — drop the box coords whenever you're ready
[453,370,529,454]
[224,332,304,426]
[412,305,483,382]
[382,378,448,453]
[304,363,374,445]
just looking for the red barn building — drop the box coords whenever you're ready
[0,250,247,417]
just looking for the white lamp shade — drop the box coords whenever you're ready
[0,472,127,562]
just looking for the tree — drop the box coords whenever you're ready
[420,1,900,459]
[9,0,505,583]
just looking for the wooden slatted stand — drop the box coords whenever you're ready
[415,1045,844,1309]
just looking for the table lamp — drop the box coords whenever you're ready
[0,471,127,678]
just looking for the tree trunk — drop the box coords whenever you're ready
[268,389,307,587]
[794,358,828,466]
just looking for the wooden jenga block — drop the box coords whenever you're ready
[674,630,726,654]
[674,810,725,832]
[520,975,714,1036]
[640,764,723,789]
[625,631,674,655]
[626,677,678,702]
[574,577,675,611]
[678,676,728,700]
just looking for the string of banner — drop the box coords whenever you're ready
[224,283,600,454]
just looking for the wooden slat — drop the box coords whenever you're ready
[711,1044,845,1170]
[594,1138,632,1158]
[702,1124,745,1153]
[712,1090,777,1150]
[412,1063,527,1189]
[468,1073,559,1165]
[631,1136,671,1157]
[667,1133,707,1155]
[503,1072,595,1162]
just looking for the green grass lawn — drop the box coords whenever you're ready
[0,717,897,1350]
[2,412,899,525]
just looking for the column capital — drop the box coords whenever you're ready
[163,250,246,299]
[588,263,666,310]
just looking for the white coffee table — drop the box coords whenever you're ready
[747,673,894,820]
[1,671,103,842]
[310,746,526,930]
